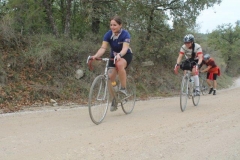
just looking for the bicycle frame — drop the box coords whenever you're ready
[180,70,200,112]
[183,70,193,96]
[87,56,136,124]
[87,56,124,101]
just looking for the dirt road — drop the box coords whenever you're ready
[1,81,240,160]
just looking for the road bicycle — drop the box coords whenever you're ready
[87,56,136,125]
[179,70,200,112]
[199,72,209,95]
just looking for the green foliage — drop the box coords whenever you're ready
[0,14,18,46]
[4,0,47,34]
[208,23,240,75]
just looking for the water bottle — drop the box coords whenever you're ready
[112,81,118,92]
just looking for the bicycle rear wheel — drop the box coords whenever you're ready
[88,75,109,125]
[180,75,189,112]
[200,79,209,95]
[121,76,136,114]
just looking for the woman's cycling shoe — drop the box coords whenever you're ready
[119,88,128,96]
[209,88,213,94]
[213,90,216,95]
[110,98,117,112]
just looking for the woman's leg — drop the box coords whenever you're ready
[115,58,127,88]
[108,68,119,111]
[115,54,132,96]
[206,79,212,87]
[213,80,217,89]
[212,74,217,95]
[108,68,117,82]
[213,80,217,95]
[108,68,117,98]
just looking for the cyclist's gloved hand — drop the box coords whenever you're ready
[174,64,180,74]
[175,64,180,69]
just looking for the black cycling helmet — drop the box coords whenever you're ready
[183,34,194,43]
[203,53,210,60]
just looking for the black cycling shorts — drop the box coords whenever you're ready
[108,53,132,68]
[207,73,218,80]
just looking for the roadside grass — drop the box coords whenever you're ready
[0,34,236,113]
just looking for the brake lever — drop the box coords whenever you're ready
[86,56,91,64]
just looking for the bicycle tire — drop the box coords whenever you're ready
[180,75,189,112]
[88,75,109,125]
[121,76,136,114]
[192,84,200,106]
[200,79,209,95]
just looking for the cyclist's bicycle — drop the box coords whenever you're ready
[87,56,136,125]
[179,70,200,111]
[175,63,200,112]
[199,72,209,95]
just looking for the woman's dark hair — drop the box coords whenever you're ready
[110,16,122,25]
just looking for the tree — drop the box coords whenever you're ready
[117,0,222,61]
[208,23,240,75]
[64,0,73,37]
[43,0,59,37]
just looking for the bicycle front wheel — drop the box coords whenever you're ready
[88,75,109,125]
[121,76,136,114]
[180,75,189,112]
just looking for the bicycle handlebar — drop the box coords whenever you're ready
[87,56,117,71]
[174,60,200,75]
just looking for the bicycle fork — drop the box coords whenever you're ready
[96,78,108,101]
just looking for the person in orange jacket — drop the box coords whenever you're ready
[200,54,220,95]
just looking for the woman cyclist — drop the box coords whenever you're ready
[175,34,203,96]
[91,16,133,111]
[200,54,220,95]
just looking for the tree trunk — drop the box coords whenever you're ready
[91,0,100,34]
[146,9,154,41]
[43,0,59,37]
[64,0,72,37]
[60,0,65,33]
